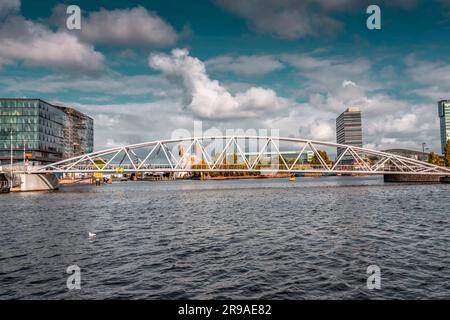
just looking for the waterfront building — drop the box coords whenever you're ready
[285,151,314,163]
[0,98,93,165]
[438,100,450,154]
[302,151,314,163]
[336,107,363,159]
[382,149,429,162]
[57,106,94,159]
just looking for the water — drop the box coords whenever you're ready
[1,176,450,299]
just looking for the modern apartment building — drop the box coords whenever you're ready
[438,100,450,154]
[0,98,93,165]
[336,107,363,158]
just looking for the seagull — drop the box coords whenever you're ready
[88,232,96,239]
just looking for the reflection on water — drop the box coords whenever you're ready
[1,176,450,299]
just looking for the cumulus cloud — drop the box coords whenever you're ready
[342,80,356,88]
[405,55,450,101]
[81,6,178,47]
[0,7,104,73]
[216,0,417,39]
[281,53,375,94]
[301,120,336,141]
[50,4,179,48]
[147,49,422,151]
[67,101,194,149]
[206,54,284,77]
[149,48,290,120]
[275,50,440,151]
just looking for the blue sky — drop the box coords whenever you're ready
[1,0,450,152]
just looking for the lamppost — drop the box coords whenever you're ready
[23,139,27,169]
[422,142,429,161]
[10,129,13,172]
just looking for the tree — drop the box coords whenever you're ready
[311,150,331,165]
[444,140,450,167]
[428,152,442,166]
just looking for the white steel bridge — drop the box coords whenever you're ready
[27,136,450,176]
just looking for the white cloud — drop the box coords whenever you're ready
[145,49,438,153]
[405,55,450,101]
[303,120,336,141]
[0,13,104,73]
[67,101,193,149]
[1,42,437,153]
[342,80,356,88]
[78,6,178,47]
[104,138,131,148]
[281,53,376,94]
[149,48,290,120]
[235,87,289,111]
[275,51,441,151]
[206,54,284,77]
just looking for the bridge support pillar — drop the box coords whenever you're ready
[12,173,59,192]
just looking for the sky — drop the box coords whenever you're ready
[1,0,450,153]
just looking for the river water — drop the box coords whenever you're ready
[1,176,450,299]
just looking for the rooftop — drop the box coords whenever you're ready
[0,98,93,120]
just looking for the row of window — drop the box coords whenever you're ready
[0,141,40,149]
[0,135,62,144]
[0,133,39,140]
[0,122,63,133]
[0,108,39,116]
[0,101,39,108]
[0,116,39,124]
[0,106,64,123]
[1,118,64,131]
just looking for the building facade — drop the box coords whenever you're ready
[438,100,450,154]
[0,98,93,165]
[336,107,363,158]
[382,149,429,162]
[57,106,94,159]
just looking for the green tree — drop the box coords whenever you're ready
[311,150,331,165]
[444,140,450,167]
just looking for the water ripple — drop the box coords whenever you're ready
[1,176,450,299]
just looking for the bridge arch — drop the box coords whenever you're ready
[30,136,450,175]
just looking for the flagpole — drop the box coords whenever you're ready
[23,140,26,168]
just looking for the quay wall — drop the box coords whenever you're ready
[384,174,445,183]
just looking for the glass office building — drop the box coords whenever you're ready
[336,107,363,158]
[438,100,450,154]
[0,98,93,165]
